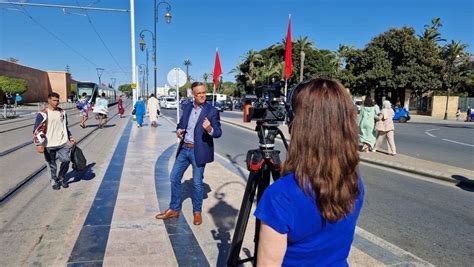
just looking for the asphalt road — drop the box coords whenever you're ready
[219,110,474,170]
[162,108,474,266]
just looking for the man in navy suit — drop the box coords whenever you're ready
[155,82,222,225]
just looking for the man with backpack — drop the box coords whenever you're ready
[34,92,76,190]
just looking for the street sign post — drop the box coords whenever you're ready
[167,68,187,124]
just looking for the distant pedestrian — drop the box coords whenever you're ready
[358,95,377,152]
[5,92,13,106]
[94,92,108,128]
[456,108,461,121]
[466,106,471,122]
[33,92,76,190]
[118,95,125,118]
[147,94,160,127]
[134,96,146,127]
[254,79,364,266]
[15,93,22,107]
[76,92,91,128]
[155,81,222,226]
[374,100,396,155]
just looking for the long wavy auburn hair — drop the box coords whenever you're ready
[283,78,360,223]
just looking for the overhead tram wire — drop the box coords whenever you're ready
[75,0,126,75]
[11,2,99,68]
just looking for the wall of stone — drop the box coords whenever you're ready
[0,60,50,103]
[431,96,459,118]
[0,61,72,104]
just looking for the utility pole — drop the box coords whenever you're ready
[130,0,137,105]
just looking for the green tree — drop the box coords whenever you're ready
[441,40,472,95]
[0,76,28,95]
[118,84,132,96]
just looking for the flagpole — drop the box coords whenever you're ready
[284,79,288,125]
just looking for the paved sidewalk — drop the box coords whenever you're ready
[56,115,436,266]
[220,115,473,184]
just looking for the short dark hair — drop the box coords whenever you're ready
[191,82,204,89]
[150,93,155,97]
[48,92,60,99]
[82,92,87,96]
[101,92,105,97]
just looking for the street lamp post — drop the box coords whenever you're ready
[96,67,104,85]
[139,29,155,96]
[154,0,171,95]
[139,64,146,97]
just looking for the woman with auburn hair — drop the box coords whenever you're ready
[254,78,364,266]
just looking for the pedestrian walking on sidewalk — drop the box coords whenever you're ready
[76,92,91,128]
[155,81,222,226]
[147,94,160,127]
[134,97,146,127]
[33,92,76,190]
[118,95,125,118]
[15,93,22,107]
[358,95,377,152]
[374,100,397,155]
[254,79,364,266]
[94,92,109,128]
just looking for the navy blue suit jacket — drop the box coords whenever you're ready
[177,102,222,166]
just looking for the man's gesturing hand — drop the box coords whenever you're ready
[203,117,212,133]
[176,129,185,139]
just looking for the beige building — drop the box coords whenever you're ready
[0,60,75,104]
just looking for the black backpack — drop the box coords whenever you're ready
[71,145,87,171]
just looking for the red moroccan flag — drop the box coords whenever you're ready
[213,49,222,89]
[285,15,292,80]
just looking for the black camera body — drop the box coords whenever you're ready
[247,82,286,123]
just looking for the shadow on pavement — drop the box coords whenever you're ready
[181,178,212,203]
[208,182,242,267]
[66,162,97,184]
[452,175,474,192]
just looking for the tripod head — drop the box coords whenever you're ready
[255,121,289,151]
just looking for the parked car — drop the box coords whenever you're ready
[234,102,243,110]
[393,107,410,123]
[222,100,234,111]
[162,97,178,109]
[207,101,224,112]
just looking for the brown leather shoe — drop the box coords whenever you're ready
[193,212,202,225]
[155,209,180,220]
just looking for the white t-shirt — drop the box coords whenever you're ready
[45,109,68,147]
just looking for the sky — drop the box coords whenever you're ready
[1,0,473,89]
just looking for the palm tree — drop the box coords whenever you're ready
[183,59,192,81]
[296,36,314,82]
[441,40,467,119]
[242,49,263,86]
[202,72,209,84]
[419,18,446,43]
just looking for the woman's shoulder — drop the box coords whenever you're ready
[265,173,299,197]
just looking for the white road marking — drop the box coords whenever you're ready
[424,128,440,138]
[442,138,474,147]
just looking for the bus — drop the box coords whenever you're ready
[76,82,118,105]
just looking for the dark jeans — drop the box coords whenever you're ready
[44,143,71,185]
[169,146,206,212]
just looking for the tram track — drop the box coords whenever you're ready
[0,102,131,205]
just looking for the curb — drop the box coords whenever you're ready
[220,118,472,185]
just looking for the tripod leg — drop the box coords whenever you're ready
[227,169,262,267]
[253,165,272,265]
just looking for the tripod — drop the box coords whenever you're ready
[227,121,288,267]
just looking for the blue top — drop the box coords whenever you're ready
[184,104,203,144]
[254,173,364,267]
[134,100,146,115]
